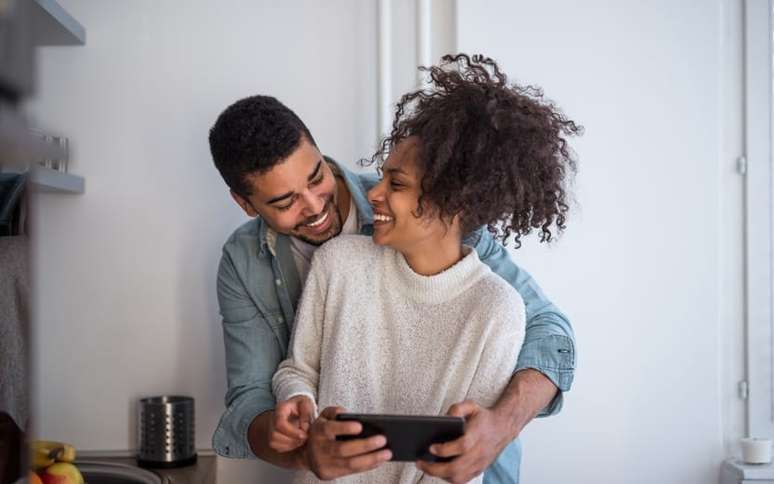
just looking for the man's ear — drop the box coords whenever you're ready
[230,190,259,218]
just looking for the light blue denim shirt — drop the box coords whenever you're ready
[212,158,576,483]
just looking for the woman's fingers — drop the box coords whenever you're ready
[337,434,388,458]
[321,419,362,440]
[313,407,362,441]
[274,418,305,440]
[345,448,393,471]
[305,407,391,480]
[270,431,299,447]
[318,406,345,420]
[274,400,306,440]
[298,397,316,432]
[269,431,304,452]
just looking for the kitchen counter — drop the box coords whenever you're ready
[77,451,216,484]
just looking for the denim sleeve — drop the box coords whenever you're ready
[470,228,576,417]
[211,249,282,459]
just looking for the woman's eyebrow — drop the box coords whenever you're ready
[384,166,407,175]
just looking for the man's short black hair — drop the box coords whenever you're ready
[209,95,316,197]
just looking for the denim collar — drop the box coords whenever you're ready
[326,156,375,233]
[256,157,374,257]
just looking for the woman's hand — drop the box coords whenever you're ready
[269,395,316,453]
[416,400,513,484]
[302,406,392,480]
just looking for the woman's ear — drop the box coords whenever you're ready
[230,190,259,217]
[437,211,464,240]
[450,211,464,231]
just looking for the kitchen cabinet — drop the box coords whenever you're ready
[0,0,85,100]
[0,0,87,193]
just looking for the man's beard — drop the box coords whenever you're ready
[291,201,343,246]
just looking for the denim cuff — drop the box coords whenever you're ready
[515,334,575,417]
[515,334,575,390]
[212,391,275,459]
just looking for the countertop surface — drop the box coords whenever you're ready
[77,451,217,484]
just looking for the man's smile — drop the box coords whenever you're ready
[297,203,335,236]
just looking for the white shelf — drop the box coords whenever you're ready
[29,166,84,194]
[721,458,774,482]
[32,0,86,46]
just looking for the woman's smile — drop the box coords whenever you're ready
[373,211,394,225]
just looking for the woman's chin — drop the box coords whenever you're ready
[372,234,388,246]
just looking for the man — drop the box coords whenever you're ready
[209,95,575,483]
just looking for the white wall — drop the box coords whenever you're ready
[26,0,745,483]
[456,0,743,483]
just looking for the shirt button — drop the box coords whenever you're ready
[275,279,282,286]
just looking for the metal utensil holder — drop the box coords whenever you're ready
[137,395,197,469]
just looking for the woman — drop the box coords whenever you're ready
[271,54,581,483]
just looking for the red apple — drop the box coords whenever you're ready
[39,462,83,484]
[38,473,68,484]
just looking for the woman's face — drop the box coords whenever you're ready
[367,137,453,252]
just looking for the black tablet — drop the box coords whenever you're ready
[335,413,465,462]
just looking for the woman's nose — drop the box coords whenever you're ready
[367,178,386,205]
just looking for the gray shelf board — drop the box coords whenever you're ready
[29,166,85,193]
[723,459,774,480]
[32,0,86,46]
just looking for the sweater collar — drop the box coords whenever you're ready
[387,245,488,304]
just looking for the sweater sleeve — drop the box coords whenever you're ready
[466,290,527,409]
[271,252,328,409]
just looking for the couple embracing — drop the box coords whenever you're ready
[209,54,581,484]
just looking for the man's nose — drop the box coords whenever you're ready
[301,190,325,215]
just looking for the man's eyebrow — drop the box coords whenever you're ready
[308,160,322,181]
[265,160,323,205]
[266,190,293,205]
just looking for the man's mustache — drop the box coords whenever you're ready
[296,198,334,228]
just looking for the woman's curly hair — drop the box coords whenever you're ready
[366,54,582,247]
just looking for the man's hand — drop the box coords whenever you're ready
[418,369,559,483]
[416,400,513,484]
[302,406,392,480]
[269,395,316,453]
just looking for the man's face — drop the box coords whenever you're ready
[232,137,343,245]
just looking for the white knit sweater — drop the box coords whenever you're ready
[272,235,525,484]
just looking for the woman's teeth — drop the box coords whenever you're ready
[374,213,393,222]
[305,210,329,227]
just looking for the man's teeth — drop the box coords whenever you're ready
[305,211,329,227]
[374,213,393,222]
